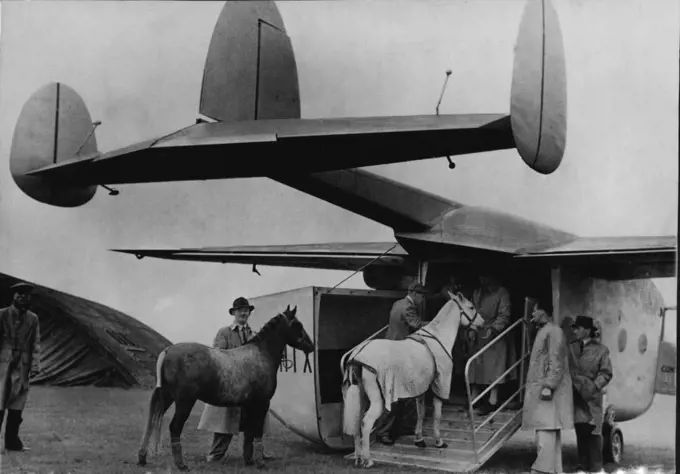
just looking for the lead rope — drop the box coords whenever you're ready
[334,244,399,375]
[329,243,399,292]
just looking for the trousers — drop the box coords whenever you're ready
[575,423,603,472]
[531,429,563,474]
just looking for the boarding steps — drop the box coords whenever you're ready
[349,403,523,473]
[344,298,535,473]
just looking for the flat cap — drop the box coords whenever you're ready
[407,281,428,293]
[10,282,35,293]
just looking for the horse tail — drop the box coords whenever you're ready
[155,348,167,388]
[138,347,170,465]
[342,364,363,436]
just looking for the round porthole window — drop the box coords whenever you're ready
[617,329,627,352]
[638,333,648,354]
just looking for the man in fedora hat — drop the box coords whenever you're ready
[198,296,274,465]
[0,282,41,452]
[569,315,612,473]
[378,281,428,445]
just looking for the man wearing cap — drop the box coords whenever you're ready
[569,315,613,473]
[0,282,41,452]
[197,297,273,466]
[521,299,573,474]
[378,281,428,445]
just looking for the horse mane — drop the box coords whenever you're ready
[245,313,286,345]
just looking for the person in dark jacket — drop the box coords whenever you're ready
[378,281,427,445]
[569,315,613,473]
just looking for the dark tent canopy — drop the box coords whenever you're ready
[1,273,172,389]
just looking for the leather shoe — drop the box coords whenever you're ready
[475,401,498,417]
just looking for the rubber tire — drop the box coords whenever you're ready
[603,426,624,464]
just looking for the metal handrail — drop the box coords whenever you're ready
[339,324,388,374]
[465,318,526,405]
[474,354,529,432]
[464,317,530,463]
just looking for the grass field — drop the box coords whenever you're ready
[0,387,674,474]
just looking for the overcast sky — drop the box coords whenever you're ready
[0,0,677,345]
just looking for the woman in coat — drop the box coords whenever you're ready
[521,300,574,474]
[468,275,512,415]
[569,315,613,473]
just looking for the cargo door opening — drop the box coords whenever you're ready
[314,288,406,448]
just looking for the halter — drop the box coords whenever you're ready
[277,311,313,371]
[448,293,481,356]
[408,294,477,362]
[449,292,478,327]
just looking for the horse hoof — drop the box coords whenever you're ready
[177,464,190,472]
[362,459,375,468]
[414,439,427,448]
[435,441,448,449]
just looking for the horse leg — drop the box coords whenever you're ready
[432,396,448,449]
[354,431,363,467]
[243,401,268,468]
[342,365,365,467]
[168,396,197,471]
[360,370,383,468]
[138,386,174,466]
[414,395,426,448]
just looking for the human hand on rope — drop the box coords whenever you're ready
[465,328,478,346]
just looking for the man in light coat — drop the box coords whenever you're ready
[521,299,573,474]
[378,281,427,445]
[198,297,273,465]
[0,282,41,452]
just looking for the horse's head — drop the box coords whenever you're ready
[448,290,485,329]
[281,305,315,354]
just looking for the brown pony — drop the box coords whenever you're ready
[137,305,314,471]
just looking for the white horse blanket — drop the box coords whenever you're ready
[343,333,453,412]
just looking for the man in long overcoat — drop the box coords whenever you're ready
[468,274,512,415]
[378,281,427,445]
[521,300,573,474]
[0,282,41,452]
[198,297,273,465]
[569,315,613,472]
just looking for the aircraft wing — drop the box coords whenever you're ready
[25,114,513,186]
[111,241,411,272]
[516,235,677,279]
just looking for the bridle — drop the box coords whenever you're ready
[279,312,313,370]
[408,293,480,362]
[449,292,478,327]
[449,292,481,355]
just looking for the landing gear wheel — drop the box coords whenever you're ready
[603,426,624,464]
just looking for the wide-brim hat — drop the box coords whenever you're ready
[229,297,254,315]
[572,315,594,330]
[10,282,35,294]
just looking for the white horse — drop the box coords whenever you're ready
[340,291,486,468]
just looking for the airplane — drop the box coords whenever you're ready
[8,0,677,472]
